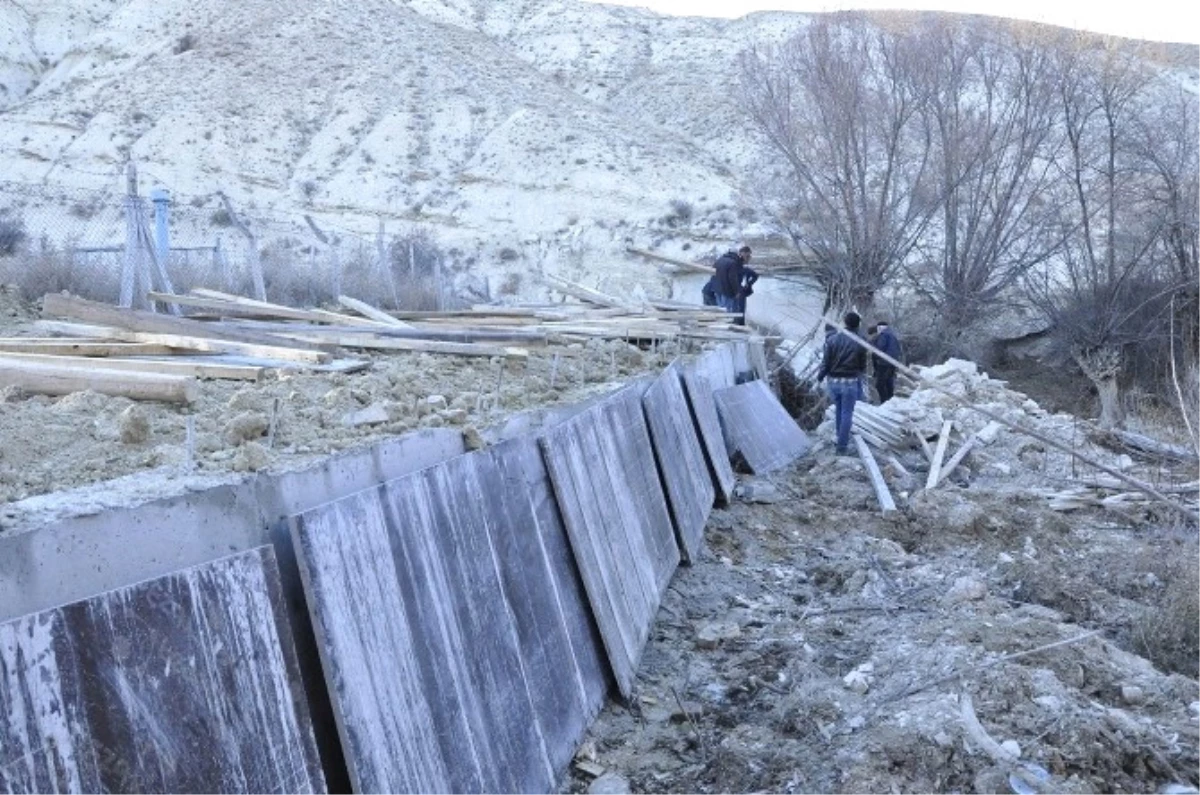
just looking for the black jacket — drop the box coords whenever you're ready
[713,251,743,298]
[872,326,902,374]
[819,329,867,380]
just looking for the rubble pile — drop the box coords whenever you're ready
[816,358,1198,517]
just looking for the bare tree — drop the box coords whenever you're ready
[739,13,940,316]
[904,18,1066,340]
[1024,33,1184,428]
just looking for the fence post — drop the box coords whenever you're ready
[376,218,398,308]
[120,162,141,308]
[151,188,170,269]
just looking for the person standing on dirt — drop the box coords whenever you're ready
[711,246,752,317]
[817,311,868,455]
[872,320,903,404]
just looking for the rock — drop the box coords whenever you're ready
[1121,685,1146,705]
[843,662,874,694]
[1116,454,1135,471]
[984,462,1012,477]
[231,441,270,472]
[1000,739,1022,759]
[341,403,390,427]
[118,405,151,444]
[737,481,781,503]
[425,394,448,410]
[944,502,984,533]
[439,408,468,424]
[669,700,704,723]
[224,411,268,445]
[587,772,630,795]
[1033,695,1063,713]
[462,425,486,451]
[695,621,741,649]
[944,575,988,604]
[0,385,24,402]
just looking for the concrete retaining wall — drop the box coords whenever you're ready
[0,341,795,794]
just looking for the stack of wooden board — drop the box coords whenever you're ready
[0,284,769,404]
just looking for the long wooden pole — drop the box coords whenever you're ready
[0,357,198,403]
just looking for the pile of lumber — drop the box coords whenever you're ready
[0,283,760,404]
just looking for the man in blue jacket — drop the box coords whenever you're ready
[817,311,868,455]
[872,320,903,404]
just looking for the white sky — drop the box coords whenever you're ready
[583,0,1200,45]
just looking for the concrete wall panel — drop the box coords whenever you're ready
[714,380,810,474]
[0,546,324,794]
[539,382,679,699]
[642,361,714,563]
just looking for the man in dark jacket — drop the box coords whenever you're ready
[711,246,752,316]
[731,264,759,326]
[817,311,868,455]
[872,320,903,404]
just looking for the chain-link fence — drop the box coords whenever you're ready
[0,170,459,311]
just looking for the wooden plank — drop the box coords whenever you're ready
[937,436,979,484]
[337,295,413,328]
[0,351,264,381]
[278,332,529,358]
[854,434,897,513]
[642,361,715,564]
[539,382,679,699]
[189,287,380,327]
[625,246,712,274]
[543,274,635,309]
[0,546,325,794]
[925,420,954,490]
[290,441,608,794]
[42,293,319,351]
[680,362,737,504]
[0,357,199,403]
[0,340,181,357]
[713,380,811,474]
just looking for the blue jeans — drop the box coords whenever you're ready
[827,378,858,452]
[716,294,737,313]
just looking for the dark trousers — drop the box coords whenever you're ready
[701,284,717,306]
[875,369,896,404]
[731,294,747,326]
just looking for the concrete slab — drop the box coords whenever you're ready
[680,362,737,505]
[692,345,736,392]
[731,341,755,383]
[291,438,609,793]
[0,546,325,794]
[642,361,714,563]
[539,382,679,699]
[713,380,811,474]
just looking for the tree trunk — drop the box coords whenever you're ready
[1073,345,1125,429]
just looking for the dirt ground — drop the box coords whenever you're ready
[0,285,686,527]
[559,360,1200,795]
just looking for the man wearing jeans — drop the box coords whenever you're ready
[817,311,868,455]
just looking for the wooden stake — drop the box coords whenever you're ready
[926,421,954,490]
[854,434,897,513]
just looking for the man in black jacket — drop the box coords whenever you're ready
[872,320,903,403]
[817,311,868,455]
[709,246,752,316]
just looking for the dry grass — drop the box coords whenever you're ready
[1133,536,1200,679]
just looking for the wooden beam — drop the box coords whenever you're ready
[42,293,319,351]
[0,340,181,357]
[854,434,897,513]
[0,357,198,403]
[925,420,954,490]
[625,246,712,273]
[278,332,529,358]
[542,273,634,309]
[337,295,413,327]
[0,351,264,381]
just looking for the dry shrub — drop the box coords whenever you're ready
[1133,538,1199,678]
